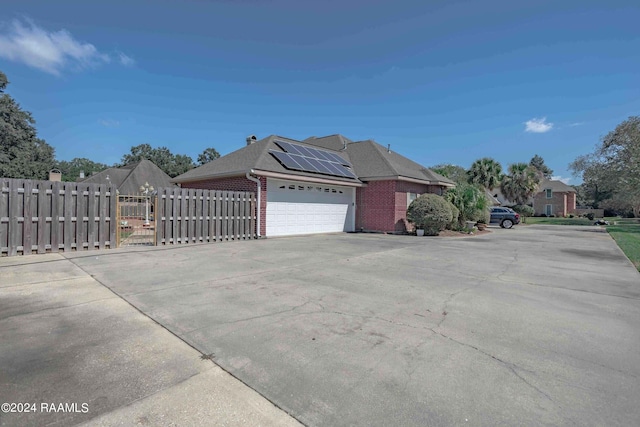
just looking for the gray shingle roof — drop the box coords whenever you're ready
[80,159,175,194]
[173,134,454,187]
[539,179,576,193]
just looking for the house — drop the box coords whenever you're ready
[532,179,577,217]
[79,159,175,194]
[173,135,454,237]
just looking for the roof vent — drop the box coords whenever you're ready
[246,135,258,145]
[387,144,391,153]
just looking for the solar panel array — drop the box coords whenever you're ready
[270,140,357,179]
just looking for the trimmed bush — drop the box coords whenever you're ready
[447,202,460,230]
[586,212,595,220]
[407,194,453,236]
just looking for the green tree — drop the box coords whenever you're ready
[430,164,467,184]
[444,182,490,226]
[529,154,553,179]
[467,158,503,190]
[569,116,640,217]
[0,70,56,179]
[500,163,542,205]
[120,144,195,177]
[197,147,221,165]
[55,158,109,181]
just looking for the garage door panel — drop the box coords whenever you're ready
[266,179,354,237]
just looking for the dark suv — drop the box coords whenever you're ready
[490,207,520,229]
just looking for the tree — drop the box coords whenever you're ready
[1,70,56,179]
[499,163,541,205]
[529,154,553,179]
[444,182,490,226]
[197,147,221,165]
[569,116,640,217]
[467,158,503,190]
[430,164,467,184]
[120,144,195,177]
[55,158,109,181]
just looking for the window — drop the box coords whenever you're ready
[545,188,552,199]
[407,192,418,206]
[545,204,553,216]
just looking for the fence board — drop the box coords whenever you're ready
[51,181,61,252]
[98,185,107,249]
[8,180,20,256]
[23,180,34,253]
[87,186,97,249]
[63,182,73,251]
[0,179,8,252]
[36,182,48,253]
[195,189,203,243]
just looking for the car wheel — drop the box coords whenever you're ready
[501,219,514,229]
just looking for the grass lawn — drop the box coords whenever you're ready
[523,217,594,226]
[606,221,640,271]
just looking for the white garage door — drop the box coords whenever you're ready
[266,179,355,237]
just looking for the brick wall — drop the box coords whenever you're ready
[533,191,577,216]
[356,180,444,233]
[181,175,267,236]
[356,180,396,232]
[394,182,442,232]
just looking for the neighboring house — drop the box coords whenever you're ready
[532,179,577,217]
[79,159,175,194]
[173,134,454,237]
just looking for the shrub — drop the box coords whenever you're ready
[586,212,595,220]
[444,182,489,226]
[512,204,534,218]
[407,194,453,236]
[447,202,460,230]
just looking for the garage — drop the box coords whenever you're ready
[266,179,355,237]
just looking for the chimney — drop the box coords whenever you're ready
[49,169,61,182]
[79,171,85,179]
[246,135,257,145]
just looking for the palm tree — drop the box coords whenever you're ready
[467,158,503,190]
[500,163,542,205]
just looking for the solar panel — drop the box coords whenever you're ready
[274,140,352,166]
[270,149,357,179]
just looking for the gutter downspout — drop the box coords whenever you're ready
[246,170,261,238]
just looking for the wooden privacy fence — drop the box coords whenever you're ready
[156,188,256,245]
[0,178,257,257]
[0,178,117,256]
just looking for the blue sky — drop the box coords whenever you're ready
[1,0,639,183]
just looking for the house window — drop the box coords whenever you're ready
[545,204,553,216]
[407,192,418,206]
[545,188,552,199]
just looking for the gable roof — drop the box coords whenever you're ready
[539,179,576,193]
[173,134,454,187]
[80,159,175,193]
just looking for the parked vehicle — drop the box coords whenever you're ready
[490,207,520,229]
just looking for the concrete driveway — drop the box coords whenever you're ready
[3,225,640,426]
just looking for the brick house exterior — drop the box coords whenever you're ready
[532,180,577,217]
[174,135,454,237]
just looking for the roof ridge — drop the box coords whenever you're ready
[368,140,398,175]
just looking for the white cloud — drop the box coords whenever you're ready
[551,175,571,184]
[0,18,125,75]
[117,51,135,66]
[98,119,120,128]
[524,117,554,133]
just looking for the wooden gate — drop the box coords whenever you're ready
[116,194,157,247]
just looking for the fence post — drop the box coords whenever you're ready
[51,181,61,252]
